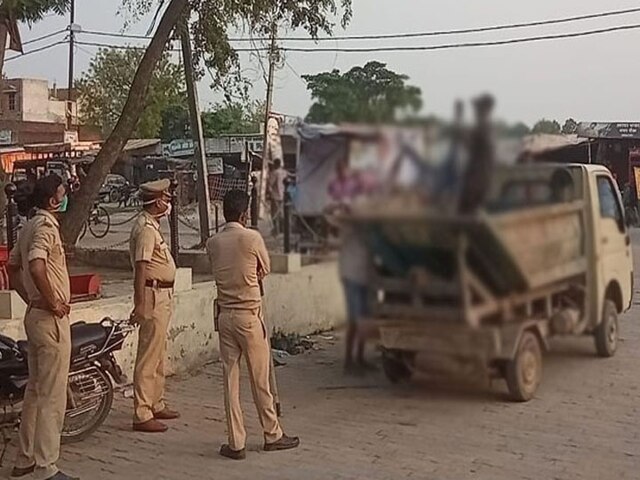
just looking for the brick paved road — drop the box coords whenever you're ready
[3,243,640,479]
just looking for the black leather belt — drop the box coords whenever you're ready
[145,280,174,289]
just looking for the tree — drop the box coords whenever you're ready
[494,121,530,138]
[532,118,561,135]
[77,48,186,139]
[562,118,578,135]
[160,104,190,141]
[160,100,265,141]
[202,101,264,136]
[302,61,422,124]
[61,0,352,243]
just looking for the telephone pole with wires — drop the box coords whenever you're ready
[180,18,211,244]
[258,22,278,219]
[66,0,79,132]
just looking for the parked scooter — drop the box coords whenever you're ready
[0,318,134,446]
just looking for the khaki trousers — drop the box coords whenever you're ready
[133,287,172,424]
[218,307,282,450]
[15,308,71,480]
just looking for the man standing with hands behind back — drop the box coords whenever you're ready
[8,174,77,480]
[129,179,180,433]
[207,190,299,460]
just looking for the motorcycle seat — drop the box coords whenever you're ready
[16,340,28,358]
[0,334,18,350]
[71,322,108,358]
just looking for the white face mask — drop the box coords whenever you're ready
[156,199,171,218]
[143,198,171,217]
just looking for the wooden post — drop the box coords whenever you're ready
[5,183,17,252]
[283,177,291,253]
[169,178,179,262]
[250,175,259,228]
[66,0,76,131]
[180,19,211,244]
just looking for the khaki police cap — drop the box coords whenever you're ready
[139,179,172,198]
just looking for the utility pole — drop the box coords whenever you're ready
[66,0,76,132]
[258,23,277,219]
[180,19,211,244]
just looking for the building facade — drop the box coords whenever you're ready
[0,78,78,145]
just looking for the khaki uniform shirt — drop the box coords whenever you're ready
[129,211,176,283]
[206,223,271,310]
[8,209,71,305]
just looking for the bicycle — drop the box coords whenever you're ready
[79,203,111,239]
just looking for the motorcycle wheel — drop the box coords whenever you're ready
[61,367,114,444]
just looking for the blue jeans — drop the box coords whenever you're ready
[342,279,369,324]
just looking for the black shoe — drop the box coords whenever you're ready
[11,464,34,478]
[357,360,378,372]
[264,434,300,452]
[219,444,246,460]
[46,472,79,480]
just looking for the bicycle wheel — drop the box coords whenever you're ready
[88,206,111,238]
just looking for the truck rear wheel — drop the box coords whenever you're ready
[381,349,412,384]
[594,300,619,358]
[506,331,542,402]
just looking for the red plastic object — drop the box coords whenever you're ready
[69,273,102,303]
[0,245,9,291]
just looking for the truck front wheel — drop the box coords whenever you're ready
[506,331,542,402]
[594,300,619,358]
[381,349,412,384]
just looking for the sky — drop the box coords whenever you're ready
[5,0,640,126]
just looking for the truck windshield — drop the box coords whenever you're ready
[486,165,583,212]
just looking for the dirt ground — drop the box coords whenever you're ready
[2,318,639,479]
[2,234,640,479]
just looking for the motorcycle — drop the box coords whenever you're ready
[0,318,135,445]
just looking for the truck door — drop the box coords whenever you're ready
[595,175,632,311]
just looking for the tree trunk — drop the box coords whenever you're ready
[60,0,188,244]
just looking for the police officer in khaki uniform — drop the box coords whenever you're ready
[129,179,179,433]
[206,190,299,460]
[8,175,77,480]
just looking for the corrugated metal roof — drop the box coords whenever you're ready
[520,134,588,155]
[124,138,161,152]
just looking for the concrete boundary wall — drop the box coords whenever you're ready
[0,262,345,377]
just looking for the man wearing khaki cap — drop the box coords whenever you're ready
[129,179,179,433]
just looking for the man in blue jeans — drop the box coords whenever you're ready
[339,224,375,374]
[327,158,375,374]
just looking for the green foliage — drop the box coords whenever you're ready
[202,100,264,136]
[302,61,422,123]
[121,0,353,97]
[160,100,265,141]
[76,47,186,138]
[495,120,531,138]
[561,118,578,135]
[0,0,68,24]
[532,118,561,135]
[160,104,190,142]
